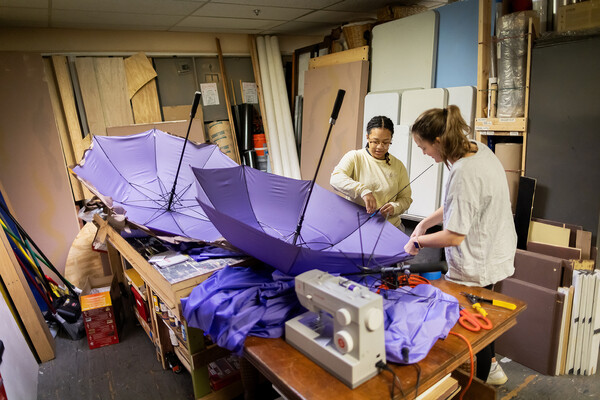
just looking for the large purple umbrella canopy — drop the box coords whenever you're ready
[72,129,237,240]
[192,165,412,275]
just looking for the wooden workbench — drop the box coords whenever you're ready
[244,279,526,400]
[94,215,243,400]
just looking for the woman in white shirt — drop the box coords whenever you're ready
[404,105,517,385]
[330,115,412,231]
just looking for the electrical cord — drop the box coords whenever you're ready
[377,360,405,399]
[448,331,474,400]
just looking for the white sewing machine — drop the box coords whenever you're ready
[285,269,386,389]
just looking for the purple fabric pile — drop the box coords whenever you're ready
[182,265,459,363]
[181,265,304,355]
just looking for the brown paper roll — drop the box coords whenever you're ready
[506,170,520,214]
[207,121,238,163]
[495,143,523,171]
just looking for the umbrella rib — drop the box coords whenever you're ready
[240,167,267,234]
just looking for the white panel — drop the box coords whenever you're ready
[441,85,476,204]
[361,89,422,149]
[400,88,448,218]
[370,11,438,92]
[446,86,476,135]
[362,91,401,132]
[0,294,39,400]
[389,124,411,175]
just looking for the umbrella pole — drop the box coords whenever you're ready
[292,89,345,245]
[167,91,202,211]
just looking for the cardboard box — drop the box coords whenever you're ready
[558,0,600,32]
[80,275,120,350]
[208,355,241,391]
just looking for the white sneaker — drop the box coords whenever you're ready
[486,361,508,385]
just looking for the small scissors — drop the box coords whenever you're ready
[459,306,493,332]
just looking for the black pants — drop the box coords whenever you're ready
[475,284,495,381]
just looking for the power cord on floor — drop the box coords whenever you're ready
[377,360,406,399]
[448,331,474,400]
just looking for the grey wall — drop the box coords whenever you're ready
[154,56,254,122]
[526,35,600,241]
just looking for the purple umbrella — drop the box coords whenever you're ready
[191,165,412,276]
[72,128,237,241]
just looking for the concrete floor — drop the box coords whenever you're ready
[37,316,600,400]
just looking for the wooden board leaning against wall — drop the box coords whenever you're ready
[45,52,181,203]
[300,46,370,192]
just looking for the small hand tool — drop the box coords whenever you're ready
[461,292,516,311]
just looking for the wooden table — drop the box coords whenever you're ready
[244,279,526,400]
[94,215,244,400]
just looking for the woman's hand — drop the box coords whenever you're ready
[404,237,420,255]
[411,221,428,238]
[362,193,377,214]
[380,203,395,218]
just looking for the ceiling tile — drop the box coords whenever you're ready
[175,15,282,30]
[297,10,375,24]
[263,20,333,36]
[170,26,262,34]
[0,7,47,27]
[325,0,420,13]
[194,3,310,20]
[51,9,181,29]
[209,0,339,8]
[52,0,206,16]
[0,0,47,7]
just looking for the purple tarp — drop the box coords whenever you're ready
[192,165,412,276]
[72,129,236,241]
[182,266,460,363]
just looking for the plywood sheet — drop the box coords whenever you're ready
[52,55,88,161]
[44,58,86,201]
[94,57,134,128]
[123,52,157,98]
[301,60,369,190]
[529,221,571,247]
[0,205,55,362]
[370,11,438,92]
[308,46,368,70]
[131,79,162,124]
[75,57,107,136]
[435,0,478,88]
[400,88,447,218]
[106,120,206,144]
[0,53,80,277]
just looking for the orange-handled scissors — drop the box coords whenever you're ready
[459,306,493,332]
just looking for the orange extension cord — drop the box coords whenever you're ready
[448,331,474,400]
